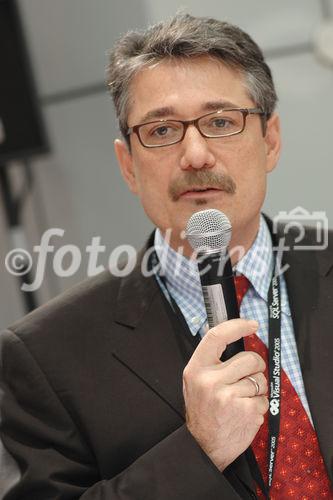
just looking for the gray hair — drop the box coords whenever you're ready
[107,13,277,143]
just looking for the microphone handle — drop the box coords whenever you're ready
[197,251,244,361]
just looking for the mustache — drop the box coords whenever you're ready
[169,170,236,201]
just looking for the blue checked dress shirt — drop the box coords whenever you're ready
[153,214,313,423]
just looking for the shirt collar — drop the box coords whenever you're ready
[154,229,199,289]
[154,228,205,335]
[235,215,274,302]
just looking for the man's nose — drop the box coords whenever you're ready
[179,125,216,170]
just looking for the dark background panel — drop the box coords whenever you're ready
[0,0,48,163]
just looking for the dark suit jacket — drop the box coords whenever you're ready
[0,222,333,499]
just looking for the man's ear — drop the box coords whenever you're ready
[114,139,138,194]
[264,113,281,173]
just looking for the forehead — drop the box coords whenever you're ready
[127,56,254,125]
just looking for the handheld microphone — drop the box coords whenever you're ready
[185,208,244,361]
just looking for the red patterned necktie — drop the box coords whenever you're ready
[234,275,333,499]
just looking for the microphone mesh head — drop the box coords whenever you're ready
[185,209,232,253]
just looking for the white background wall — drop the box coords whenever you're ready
[1,0,333,329]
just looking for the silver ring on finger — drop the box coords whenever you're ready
[245,375,260,396]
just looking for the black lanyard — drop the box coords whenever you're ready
[247,269,282,499]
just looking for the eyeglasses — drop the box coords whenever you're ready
[126,108,266,148]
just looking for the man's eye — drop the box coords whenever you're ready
[152,126,170,136]
[211,118,232,128]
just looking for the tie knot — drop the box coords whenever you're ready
[234,275,250,307]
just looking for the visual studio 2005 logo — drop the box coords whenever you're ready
[272,206,328,251]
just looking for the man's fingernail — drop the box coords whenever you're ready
[248,320,259,330]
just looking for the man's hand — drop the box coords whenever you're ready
[183,319,268,472]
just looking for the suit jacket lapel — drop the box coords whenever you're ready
[113,243,185,419]
[276,224,333,482]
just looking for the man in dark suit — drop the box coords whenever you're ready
[1,13,332,499]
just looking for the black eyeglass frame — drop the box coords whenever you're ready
[126,108,267,148]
